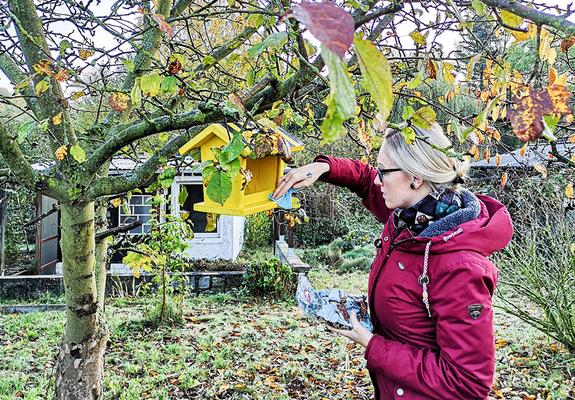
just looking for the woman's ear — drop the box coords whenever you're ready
[411,176,424,190]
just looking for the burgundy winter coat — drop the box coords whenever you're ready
[315,156,514,400]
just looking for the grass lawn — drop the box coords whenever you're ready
[0,268,573,399]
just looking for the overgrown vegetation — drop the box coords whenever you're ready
[0,269,572,399]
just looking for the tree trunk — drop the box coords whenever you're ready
[94,198,109,310]
[55,202,109,400]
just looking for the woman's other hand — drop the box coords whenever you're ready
[327,312,374,348]
[272,162,330,200]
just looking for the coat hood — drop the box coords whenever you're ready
[394,190,514,257]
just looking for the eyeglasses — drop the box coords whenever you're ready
[376,166,402,182]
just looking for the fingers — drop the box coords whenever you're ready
[273,169,311,199]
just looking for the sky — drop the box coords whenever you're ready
[0,0,573,90]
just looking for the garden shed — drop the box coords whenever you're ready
[34,156,245,274]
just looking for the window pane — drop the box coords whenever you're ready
[182,184,210,233]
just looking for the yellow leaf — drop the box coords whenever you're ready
[442,62,456,85]
[566,183,574,199]
[570,243,575,255]
[70,91,85,100]
[501,172,508,188]
[567,114,575,124]
[35,80,49,95]
[52,112,62,125]
[111,198,122,208]
[79,49,95,60]
[495,153,501,167]
[206,213,217,232]
[409,30,427,46]
[55,145,68,161]
[500,10,523,27]
[569,134,575,144]
[533,163,547,178]
[360,155,369,164]
[519,143,527,157]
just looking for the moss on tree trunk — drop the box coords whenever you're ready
[55,203,109,400]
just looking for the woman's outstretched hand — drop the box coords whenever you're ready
[272,162,330,200]
[327,312,374,348]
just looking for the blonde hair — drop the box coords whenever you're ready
[383,122,469,191]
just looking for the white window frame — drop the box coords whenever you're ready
[171,175,222,239]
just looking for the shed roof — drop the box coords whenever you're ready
[471,140,575,169]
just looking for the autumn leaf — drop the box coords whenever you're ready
[566,183,574,199]
[54,69,70,82]
[499,9,523,27]
[495,153,501,167]
[206,213,218,231]
[426,59,437,79]
[111,198,122,208]
[55,145,68,161]
[519,142,527,157]
[152,14,173,38]
[442,62,456,85]
[561,36,575,53]
[70,91,85,100]
[33,59,53,76]
[508,85,571,142]
[409,30,427,46]
[500,172,508,188]
[108,92,129,112]
[293,2,354,58]
[52,113,62,125]
[78,48,95,60]
[533,163,547,178]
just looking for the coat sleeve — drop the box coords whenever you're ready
[313,155,390,222]
[364,260,497,399]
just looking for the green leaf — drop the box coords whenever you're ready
[411,106,436,130]
[202,55,216,66]
[140,72,162,97]
[401,127,416,144]
[247,32,288,58]
[17,121,36,144]
[451,119,466,143]
[206,170,233,205]
[246,69,255,87]
[402,105,415,121]
[320,45,356,143]
[38,119,49,132]
[122,201,131,216]
[161,76,179,94]
[407,67,425,89]
[178,185,188,206]
[409,31,427,46]
[189,148,201,161]
[221,158,241,177]
[354,36,394,123]
[70,144,87,163]
[59,40,72,57]
[543,114,560,133]
[123,58,135,73]
[130,78,141,106]
[35,79,50,95]
[202,164,217,183]
[219,132,244,165]
[14,75,35,92]
[471,0,487,16]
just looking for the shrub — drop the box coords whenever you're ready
[243,257,296,298]
[494,215,575,353]
[244,211,272,247]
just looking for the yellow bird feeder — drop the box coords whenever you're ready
[179,123,304,216]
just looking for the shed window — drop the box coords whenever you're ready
[119,194,153,235]
[180,184,214,234]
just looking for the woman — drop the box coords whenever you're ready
[273,122,513,399]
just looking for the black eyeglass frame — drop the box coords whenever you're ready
[376,166,402,182]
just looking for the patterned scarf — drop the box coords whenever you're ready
[394,188,463,237]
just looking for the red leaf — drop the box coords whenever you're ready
[293,2,354,58]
